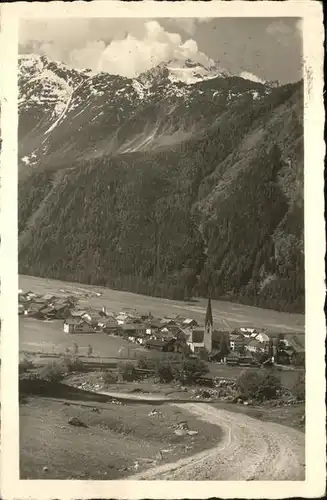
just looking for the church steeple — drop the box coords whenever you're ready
[204,292,213,352]
[205,293,213,329]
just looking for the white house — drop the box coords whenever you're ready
[116,312,129,325]
[255,332,270,343]
[186,328,205,354]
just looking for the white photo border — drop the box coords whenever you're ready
[0,1,325,499]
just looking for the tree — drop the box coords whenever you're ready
[236,369,281,401]
[292,371,305,400]
[156,363,175,383]
[118,362,137,382]
[178,357,209,384]
[219,334,230,358]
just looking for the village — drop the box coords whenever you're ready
[18,288,305,369]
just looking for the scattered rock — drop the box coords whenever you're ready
[187,430,199,436]
[91,407,100,413]
[237,398,243,404]
[68,416,88,428]
[243,401,249,406]
[156,451,163,461]
[200,390,211,399]
[174,428,187,436]
[43,466,48,472]
[176,421,189,430]
[148,409,162,417]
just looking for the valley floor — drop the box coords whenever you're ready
[19,274,305,334]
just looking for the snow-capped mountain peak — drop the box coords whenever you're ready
[166,58,230,85]
[138,58,230,87]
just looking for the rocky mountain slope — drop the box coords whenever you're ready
[18,54,304,313]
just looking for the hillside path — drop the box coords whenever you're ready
[128,402,305,481]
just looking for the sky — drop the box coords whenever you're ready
[19,17,303,84]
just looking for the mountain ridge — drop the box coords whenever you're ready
[18,55,304,313]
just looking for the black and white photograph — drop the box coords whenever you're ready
[0,1,325,498]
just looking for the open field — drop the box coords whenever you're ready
[20,395,222,479]
[19,275,305,334]
[19,318,144,358]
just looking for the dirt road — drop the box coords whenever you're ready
[129,402,305,481]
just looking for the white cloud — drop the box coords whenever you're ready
[19,18,215,77]
[240,71,265,84]
[70,20,213,77]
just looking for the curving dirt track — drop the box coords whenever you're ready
[129,403,305,481]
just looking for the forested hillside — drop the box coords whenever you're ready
[18,55,304,313]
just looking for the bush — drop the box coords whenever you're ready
[155,363,175,383]
[137,355,156,371]
[62,355,84,373]
[291,352,305,367]
[292,371,305,400]
[178,358,209,385]
[38,361,66,382]
[102,370,118,384]
[19,357,35,374]
[118,362,138,382]
[236,369,281,401]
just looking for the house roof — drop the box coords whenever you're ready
[102,318,118,326]
[191,328,204,343]
[146,339,165,348]
[39,306,57,315]
[255,332,270,342]
[230,333,244,341]
[183,318,197,325]
[121,323,147,331]
[42,294,56,301]
[71,310,87,317]
[147,319,162,328]
[247,339,262,348]
[160,318,177,326]
[65,318,85,325]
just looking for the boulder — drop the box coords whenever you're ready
[68,416,88,428]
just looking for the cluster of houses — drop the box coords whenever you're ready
[18,290,304,366]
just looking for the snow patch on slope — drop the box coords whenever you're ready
[132,80,146,100]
